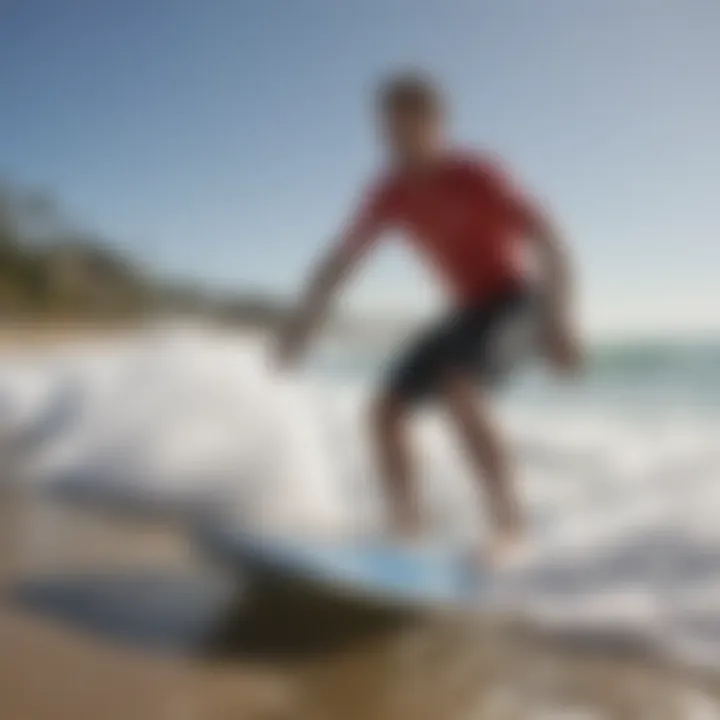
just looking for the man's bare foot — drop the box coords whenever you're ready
[485,525,527,568]
[389,508,425,546]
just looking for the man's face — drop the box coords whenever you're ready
[380,105,443,162]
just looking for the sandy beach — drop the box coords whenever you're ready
[2,479,719,720]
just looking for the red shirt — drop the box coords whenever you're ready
[341,152,540,306]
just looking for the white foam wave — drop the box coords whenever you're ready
[1,324,719,668]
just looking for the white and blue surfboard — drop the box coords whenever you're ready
[198,525,486,610]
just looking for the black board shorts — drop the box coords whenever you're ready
[383,283,540,404]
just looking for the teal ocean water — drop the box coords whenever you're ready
[312,338,720,411]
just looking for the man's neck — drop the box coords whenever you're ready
[394,146,447,175]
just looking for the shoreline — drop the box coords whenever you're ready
[0,319,140,354]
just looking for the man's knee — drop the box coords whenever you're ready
[441,369,490,421]
[371,393,407,435]
[441,368,477,402]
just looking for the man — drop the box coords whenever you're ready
[276,72,581,563]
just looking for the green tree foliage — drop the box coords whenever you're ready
[0,182,146,317]
[0,180,287,326]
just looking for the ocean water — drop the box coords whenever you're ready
[1,323,719,669]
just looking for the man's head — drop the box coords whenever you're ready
[377,72,446,165]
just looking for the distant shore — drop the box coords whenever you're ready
[0,314,410,357]
[0,319,139,354]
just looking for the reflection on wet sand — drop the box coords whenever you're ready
[2,486,719,720]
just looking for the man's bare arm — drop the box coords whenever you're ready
[275,233,373,368]
[533,216,571,318]
[528,213,582,373]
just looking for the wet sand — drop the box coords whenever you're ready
[0,321,137,353]
[2,481,720,720]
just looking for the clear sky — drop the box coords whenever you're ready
[2,0,719,338]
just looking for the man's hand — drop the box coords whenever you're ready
[273,319,305,371]
[271,242,361,373]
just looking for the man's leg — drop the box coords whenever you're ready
[371,394,422,536]
[442,371,523,560]
[373,318,449,537]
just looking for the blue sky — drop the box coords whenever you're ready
[2,0,719,337]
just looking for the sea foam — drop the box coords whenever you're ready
[1,323,719,669]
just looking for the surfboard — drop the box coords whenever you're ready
[197,525,485,611]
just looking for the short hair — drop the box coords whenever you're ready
[377,72,444,116]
